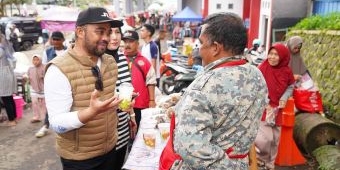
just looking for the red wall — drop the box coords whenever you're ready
[202,0,261,48]
[202,0,209,18]
[248,0,261,48]
[243,0,251,20]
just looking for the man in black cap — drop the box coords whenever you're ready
[35,31,67,138]
[42,31,67,64]
[41,31,66,66]
[122,30,157,130]
[44,7,124,170]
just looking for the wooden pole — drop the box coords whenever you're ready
[248,143,258,170]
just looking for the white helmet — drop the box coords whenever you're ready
[252,39,261,46]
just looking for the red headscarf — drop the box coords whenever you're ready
[258,43,295,107]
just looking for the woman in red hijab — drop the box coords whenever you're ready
[255,43,295,170]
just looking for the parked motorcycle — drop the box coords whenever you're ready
[160,61,197,95]
[246,49,266,66]
[245,39,266,66]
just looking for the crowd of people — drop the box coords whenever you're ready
[127,11,201,46]
[0,6,313,170]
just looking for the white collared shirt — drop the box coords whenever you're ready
[44,59,102,133]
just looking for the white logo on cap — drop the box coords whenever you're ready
[101,12,110,17]
[124,32,132,37]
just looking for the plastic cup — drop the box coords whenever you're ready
[142,119,157,129]
[118,83,134,110]
[158,123,170,142]
[143,129,156,149]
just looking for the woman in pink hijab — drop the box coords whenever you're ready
[27,54,47,123]
[255,43,295,170]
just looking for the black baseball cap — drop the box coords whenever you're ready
[51,31,64,40]
[122,30,139,41]
[76,7,123,27]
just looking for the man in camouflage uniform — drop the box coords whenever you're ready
[171,13,268,169]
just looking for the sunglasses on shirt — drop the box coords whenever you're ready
[91,66,103,91]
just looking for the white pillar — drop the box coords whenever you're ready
[125,0,133,14]
[265,0,273,53]
[137,0,144,11]
[114,0,120,16]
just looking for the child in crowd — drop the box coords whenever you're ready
[27,54,46,123]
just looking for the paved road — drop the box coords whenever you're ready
[0,44,318,170]
[0,44,62,170]
[0,45,61,170]
[0,107,62,170]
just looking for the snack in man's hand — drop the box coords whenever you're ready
[118,82,134,110]
[119,99,131,110]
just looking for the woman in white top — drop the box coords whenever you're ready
[0,33,17,126]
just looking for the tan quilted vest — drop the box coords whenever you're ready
[47,48,118,160]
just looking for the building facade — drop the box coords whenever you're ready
[243,0,309,49]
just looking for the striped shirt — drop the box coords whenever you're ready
[115,52,132,150]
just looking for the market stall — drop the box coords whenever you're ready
[38,6,80,32]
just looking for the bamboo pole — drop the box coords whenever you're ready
[249,143,258,170]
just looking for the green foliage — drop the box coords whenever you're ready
[2,0,27,4]
[292,12,340,30]
[313,145,340,170]
[0,0,28,17]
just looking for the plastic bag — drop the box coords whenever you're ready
[293,89,323,113]
[0,110,8,123]
[265,106,278,126]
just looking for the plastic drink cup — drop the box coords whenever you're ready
[143,129,156,149]
[118,83,134,110]
[158,123,170,142]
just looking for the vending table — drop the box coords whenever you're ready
[123,108,169,170]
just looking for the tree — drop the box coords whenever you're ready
[0,0,29,17]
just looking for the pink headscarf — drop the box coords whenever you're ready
[258,43,295,107]
[28,54,45,93]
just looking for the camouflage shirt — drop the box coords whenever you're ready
[172,57,268,170]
